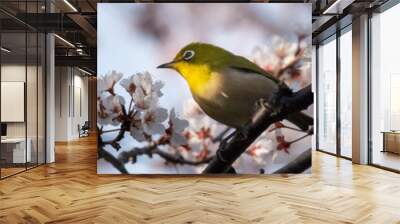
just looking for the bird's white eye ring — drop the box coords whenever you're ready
[183,50,195,61]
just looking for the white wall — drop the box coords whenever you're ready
[55,67,69,141]
[54,67,89,141]
[1,65,40,138]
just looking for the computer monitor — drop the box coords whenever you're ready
[1,123,7,137]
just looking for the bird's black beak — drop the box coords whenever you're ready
[157,61,175,69]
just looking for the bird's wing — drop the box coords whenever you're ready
[229,55,279,84]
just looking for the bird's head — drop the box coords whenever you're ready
[157,42,232,83]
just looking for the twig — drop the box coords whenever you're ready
[100,128,122,134]
[269,123,305,133]
[288,132,311,145]
[155,149,213,165]
[202,85,313,174]
[119,145,213,166]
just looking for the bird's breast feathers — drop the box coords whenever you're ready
[178,63,213,94]
[190,67,278,127]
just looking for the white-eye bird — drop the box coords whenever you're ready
[157,42,312,131]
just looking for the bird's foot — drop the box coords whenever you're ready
[268,82,293,114]
[219,127,249,150]
[219,130,236,149]
[237,127,249,140]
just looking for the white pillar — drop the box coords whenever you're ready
[46,32,55,163]
[45,0,56,163]
[352,14,369,164]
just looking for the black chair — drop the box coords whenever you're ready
[78,121,90,138]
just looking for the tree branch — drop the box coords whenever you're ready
[273,148,311,174]
[202,85,313,174]
[98,147,128,174]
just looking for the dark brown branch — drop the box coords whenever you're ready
[100,121,129,146]
[98,125,129,173]
[202,85,313,174]
[273,148,311,174]
[100,106,130,146]
[98,147,128,174]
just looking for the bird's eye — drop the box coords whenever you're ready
[183,50,195,61]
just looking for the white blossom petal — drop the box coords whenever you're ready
[170,109,189,132]
[141,107,167,135]
[120,75,137,95]
[130,113,146,142]
[171,132,187,146]
[132,88,158,110]
[98,70,123,95]
[97,94,125,126]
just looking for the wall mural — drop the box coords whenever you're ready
[97,3,313,174]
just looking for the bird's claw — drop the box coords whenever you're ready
[237,127,249,140]
[219,127,249,149]
[268,82,292,114]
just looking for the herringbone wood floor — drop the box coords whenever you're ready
[0,135,400,224]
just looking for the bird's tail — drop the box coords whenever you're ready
[285,112,313,131]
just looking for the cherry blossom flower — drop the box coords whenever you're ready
[251,45,280,74]
[98,70,123,95]
[132,87,158,110]
[141,107,168,135]
[246,137,273,166]
[272,36,296,60]
[276,135,291,153]
[120,72,164,97]
[167,109,189,146]
[130,112,146,142]
[120,72,164,111]
[120,75,138,95]
[196,147,210,161]
[98,94,125,126]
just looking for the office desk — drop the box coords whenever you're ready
[382,131,400,155]
[1,138,31,163]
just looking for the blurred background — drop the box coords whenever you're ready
[97,3,312,174]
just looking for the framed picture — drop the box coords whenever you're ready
[97,3,313,175]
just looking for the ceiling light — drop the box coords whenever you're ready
[54,34,75,48]
[63,0,78,12]
[78,67,92,76]
[323,0,355,15]
[1,47,11,53]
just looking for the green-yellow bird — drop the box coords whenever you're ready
[157,42,312,130]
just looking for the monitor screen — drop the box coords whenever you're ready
[1,123,7,137]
